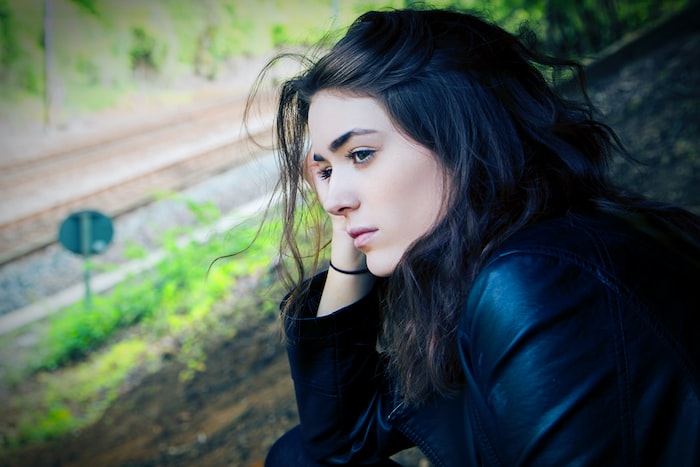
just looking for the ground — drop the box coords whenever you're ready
[2,13,699,467]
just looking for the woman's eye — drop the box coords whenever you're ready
[349,149,375,164]
[319,167,332,180]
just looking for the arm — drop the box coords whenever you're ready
[317,225,374,316]
[284,273,412,463]
[281,154,411,462]
[303,146,375,317]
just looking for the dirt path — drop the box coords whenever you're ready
[2,9,699,467]
[4,305,298,467]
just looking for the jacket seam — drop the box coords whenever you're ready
[488,246,629,299]
[469,395,502,467]
[585,223,636,465]
[491,246,700,397]
[390,417,445,467]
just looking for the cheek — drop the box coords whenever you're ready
[396,167,444,221]
[378,175,443,247]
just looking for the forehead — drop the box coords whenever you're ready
[308,91,393,139]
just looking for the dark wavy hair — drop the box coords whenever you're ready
[245,7,700,404]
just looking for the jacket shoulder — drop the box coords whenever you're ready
[460,212,700,465]
[485,212,700,310]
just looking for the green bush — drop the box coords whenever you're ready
[1,197,285,448]
[24,198,276,374]
[129,26,160,74]
[0,0,19,71]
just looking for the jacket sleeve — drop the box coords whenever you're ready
[283,272,412,464]
[459,251,635,466]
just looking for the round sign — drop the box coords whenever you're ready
[58,210,114,256]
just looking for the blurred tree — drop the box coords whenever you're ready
[525,0,688,58]
[130,26,159,79]
[194,24,218,80]
[69,0,98,17]
[0,0,18,81]
[426,0,690,59]
[0,0,690,119]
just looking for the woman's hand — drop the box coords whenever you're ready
[305,153,374,316]
[326,210,367,272]
[306,150,366,271]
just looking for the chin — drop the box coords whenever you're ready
[366,256,398,278]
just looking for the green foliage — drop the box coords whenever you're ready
[0,0,18,69]
[69,0,99,17]
[14,338,153,446]
[0,0,689,118]
[1,197,284,448]
[17,403,73,443]
[271,23,288,48]
[74,55,99,85]
[29,199,272,373]
[130,26,160,74]
[459,0,691,59]
[0,0,42,97]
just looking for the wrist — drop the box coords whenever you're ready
[329,260,370,275]
[329,235,366,271]
[318,262,375,317]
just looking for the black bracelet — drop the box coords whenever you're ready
[329,260,370,275]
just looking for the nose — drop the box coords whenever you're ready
[322,174,360,216]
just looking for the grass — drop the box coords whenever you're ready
[0,197,294,453]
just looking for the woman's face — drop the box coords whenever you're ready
[307,91,446,277]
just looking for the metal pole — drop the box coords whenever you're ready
[80,212,92,308]
[42,0,55,131]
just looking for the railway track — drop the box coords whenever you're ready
[0,94,275,265]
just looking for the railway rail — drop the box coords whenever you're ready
[0,95,275,265]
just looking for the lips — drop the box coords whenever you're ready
[348,227,378,249]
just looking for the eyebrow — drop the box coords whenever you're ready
[330,129,377,151]
[312,129,377,162]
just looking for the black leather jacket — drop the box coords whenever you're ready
[283,212,700,466]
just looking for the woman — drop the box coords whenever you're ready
[252,7,700,466]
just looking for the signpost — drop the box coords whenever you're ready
[58,210,114,307]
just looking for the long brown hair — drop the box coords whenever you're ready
[246,7,700,404]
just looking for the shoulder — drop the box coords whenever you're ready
[461,220,611,365]
[458,212,700,465]
[474,211,700,314]
[460,210,700,377]
[468,214,634,317]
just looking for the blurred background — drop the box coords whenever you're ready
[0,0,696,466]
